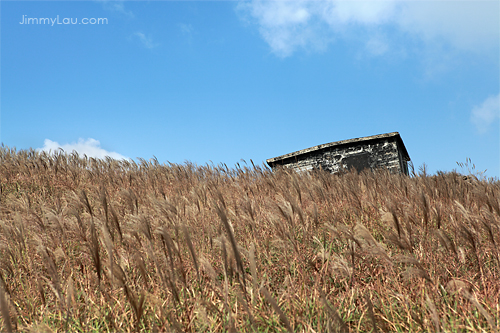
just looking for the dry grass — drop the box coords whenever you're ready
[0,146,499,332]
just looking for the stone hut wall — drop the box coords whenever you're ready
[271,138,405,174]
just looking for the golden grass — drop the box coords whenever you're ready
[0,146,499,332]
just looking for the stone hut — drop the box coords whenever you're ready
[266,132,411,175]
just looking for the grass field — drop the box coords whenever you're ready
[0,147,499,332]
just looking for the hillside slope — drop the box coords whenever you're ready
[0,147,499,332]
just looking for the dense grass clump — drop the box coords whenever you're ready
[0,146,499,332]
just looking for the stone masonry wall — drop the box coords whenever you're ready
[274,138,403,174]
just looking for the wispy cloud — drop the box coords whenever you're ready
[365,36,389,56]
[96,0,134,18]
[179,23,194,44]
[471,94,500,134]
[38,138,128,160]
[237,0,499,58]
[180,23,194,35]
[133,32,159,49]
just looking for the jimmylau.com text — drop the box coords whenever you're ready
[19,15,108,26]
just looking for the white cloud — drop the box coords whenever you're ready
[398,1,499,53]
[249,1,311,26]
[237,0,499,58]
[38,138,128,160]
[319,1,398,26]
[133,32,159,49]
[237,1,330,57]
[471,94,500,133]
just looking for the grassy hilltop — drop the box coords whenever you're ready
[0,147,499,332]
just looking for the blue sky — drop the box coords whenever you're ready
[1,0,499,177]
